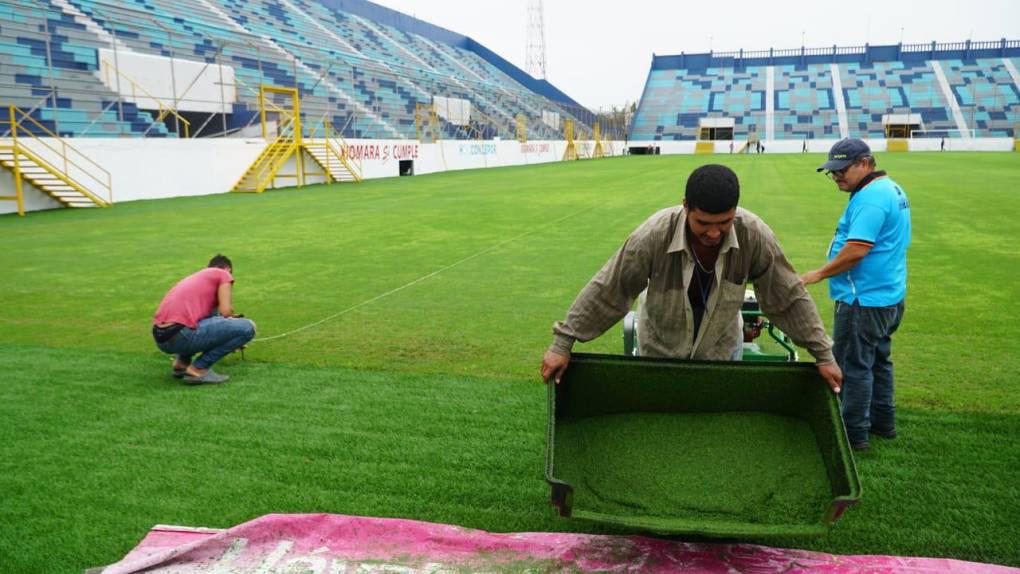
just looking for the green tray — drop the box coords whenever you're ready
[545,353,861,538]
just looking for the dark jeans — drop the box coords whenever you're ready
[833,300,905,445]
[155,314,256,370]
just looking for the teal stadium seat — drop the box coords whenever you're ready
[631,43,1019,141]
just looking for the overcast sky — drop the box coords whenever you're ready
[370,0,1020,110]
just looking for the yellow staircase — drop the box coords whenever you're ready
[695,141,714,154]
[591,121,605,159]
[232,85,361,194]
[303,139,362,184]
[562,119,579,161]
[0,105,112,215]
[232,138,298,193]
[887,139,909,152]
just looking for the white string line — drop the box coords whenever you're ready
[252,204,598,343]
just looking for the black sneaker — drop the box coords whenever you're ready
[871,428,897,439]
[851,441,870,452]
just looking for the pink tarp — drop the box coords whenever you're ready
[98,513,1017,573]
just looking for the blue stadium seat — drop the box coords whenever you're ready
[632,49,1019,140]
[2,0,589,139]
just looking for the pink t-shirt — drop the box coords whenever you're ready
[154,268,234,329]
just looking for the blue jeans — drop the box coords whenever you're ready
[155,315,256,370]
[833,300,905,445]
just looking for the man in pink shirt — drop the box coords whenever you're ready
[153,254,256,384]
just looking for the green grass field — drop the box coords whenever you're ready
[1,152,1018,572]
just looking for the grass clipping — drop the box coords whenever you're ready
[555,412,832,527]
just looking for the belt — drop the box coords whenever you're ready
[152,323,184,344]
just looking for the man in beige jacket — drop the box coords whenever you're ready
[541,164,842,392]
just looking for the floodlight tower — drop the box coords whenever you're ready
[525,0,547,79]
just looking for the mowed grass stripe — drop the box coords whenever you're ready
[0,345,561,573]
[1,343,1017,571]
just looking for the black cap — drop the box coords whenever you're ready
[817,138,872,172]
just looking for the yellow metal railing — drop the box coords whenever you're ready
[562,119,578,161]
[232,84,302,193]
[887,139,909,152]
[320,116,362,182]
[232,113,301,193]
[256,141,299,192]
[234,75,292,121]
[592,121,605,158]
[235,83,363,192]
[233,140,298,193]
[101,58,191,137]
[259,85,301,144]
[0,105,113,214]
[282,113,364,185]
[236,77,290,117]
[466,107,507,140]
[415,102,439,142]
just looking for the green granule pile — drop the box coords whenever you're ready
[555,412,832,525]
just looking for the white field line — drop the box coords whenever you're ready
[252,204,597,343]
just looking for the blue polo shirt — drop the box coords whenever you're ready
[828,173,911,306]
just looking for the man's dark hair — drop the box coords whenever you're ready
[685,164,740,214]
[208,254,232,269]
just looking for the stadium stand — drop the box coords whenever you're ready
[0,0,593,140]
[631,40,1020,141]
[0,1,170,136]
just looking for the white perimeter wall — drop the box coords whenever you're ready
[0,139,265,213]
[0,138,622,214]
[0,137,1013,215]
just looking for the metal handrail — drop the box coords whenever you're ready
[234,75,289,116]
[466,106,512,140]
[100,58,192,137]
[0,89,56,137]
[322,116,362,180]
[251,125,299,192]
[0,105,113,204]
[302,113,361,178]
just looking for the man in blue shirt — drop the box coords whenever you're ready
[802,138,911,452]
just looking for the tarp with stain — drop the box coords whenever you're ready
[93,513,1018,573]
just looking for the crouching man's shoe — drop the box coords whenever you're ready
[184,370,230,385]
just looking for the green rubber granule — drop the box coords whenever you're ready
[555,412,832,526]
